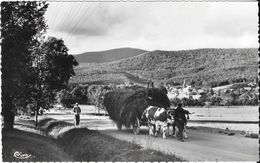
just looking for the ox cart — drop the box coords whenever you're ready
[103,87,171,135]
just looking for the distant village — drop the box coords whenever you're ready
[166,81,257,99]
[120,79,258,107]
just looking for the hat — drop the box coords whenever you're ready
[75,103,78,105]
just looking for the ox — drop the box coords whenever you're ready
[141,106,175,139]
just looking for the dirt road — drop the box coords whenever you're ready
[44,109,259,161]
[100,128,258,161]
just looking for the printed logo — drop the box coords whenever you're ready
[14,151,31,159]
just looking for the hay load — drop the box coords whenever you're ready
[103,87,170,134]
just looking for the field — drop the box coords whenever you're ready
[187,106,258,121]
[187,106,258,132]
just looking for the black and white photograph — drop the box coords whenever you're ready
[1,0,259,162]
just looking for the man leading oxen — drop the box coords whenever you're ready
[174,103,192,141]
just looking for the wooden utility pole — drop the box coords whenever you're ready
[35,54,39,126]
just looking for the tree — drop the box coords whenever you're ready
[32,37,78,124]
[210,96,223,106]
[39,37,78,91]
[220,96,233,107]
[56,89,74,108]
[1,1,48,129]
[87,85,112,113]
[181,97,192,106]
[170,97,181,106]
[1,2,78,128]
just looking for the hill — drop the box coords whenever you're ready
[73,47,147,63]
[70,48,258,87]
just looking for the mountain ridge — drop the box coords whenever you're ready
[71,48,258,87]
[73,47,147,63]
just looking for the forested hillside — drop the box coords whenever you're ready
[73,47,147,63]
[71,48,258,87]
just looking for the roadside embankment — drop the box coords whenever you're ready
[2,127,72,162]
[10,117,183,161]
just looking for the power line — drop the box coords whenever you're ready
[45,2,102,51]
[48,2,61,30]
[55,3,79,33]
[67,2,99,41]
[68,2,96,37]
[59,2,85,34]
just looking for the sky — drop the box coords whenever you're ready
[44,2,258,54]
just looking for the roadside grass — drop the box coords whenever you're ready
[37,117,183,161]
[37,118,74,138]
[37,117,55,127]
[2,129,72,162]
[56,127,181,161]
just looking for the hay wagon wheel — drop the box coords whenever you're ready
[133,118,140,135]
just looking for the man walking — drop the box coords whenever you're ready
[73,103,81,126]
[174,103,191,141]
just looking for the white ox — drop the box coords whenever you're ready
[141,106,175,139]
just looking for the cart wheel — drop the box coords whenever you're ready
[133,118,140,135]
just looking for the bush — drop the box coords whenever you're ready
[237,94,249,105]
[192,99,204,106]
[55,84,90,108]
[170,97,204,107]
[181,97,194,106]
[220,96,235,106]
[210,96,223,106]
[170,97,181,106]
[56,89,74,108]
[249,95,258,105]
[87,85,112,111]
[237,93,258,105]
[71,85,89,104]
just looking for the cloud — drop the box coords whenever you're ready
[46,2,144,37]
[203,3,258,38]
[46,2,111,37]
[44,2,258,54]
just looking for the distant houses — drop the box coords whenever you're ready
[166,84,200,100]
[166,82,257,102]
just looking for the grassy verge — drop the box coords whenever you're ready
[36,117,183,161]
[2,128,72,162]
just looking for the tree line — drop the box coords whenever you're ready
[56,82,258,112]
[1,1,78,129]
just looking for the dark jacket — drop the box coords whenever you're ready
[174,106,190,123]
[73,106,81,115]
